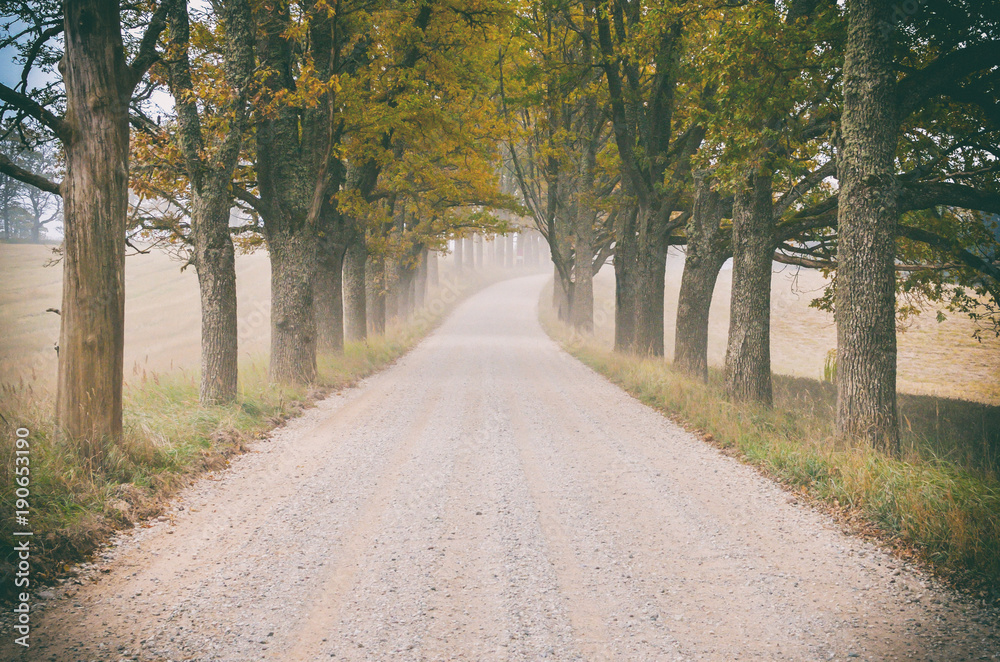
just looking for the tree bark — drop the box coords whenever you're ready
[315,239,346,352]
[192,195,239,402]
[571,245,594,332]
[613,207,639,352]
[367,254,386,335]
[267,231,317,383]
[553,264,571,320]
[397,261,416,319]
[631,230,667,357]
[56,0,133,453]
[415,247,428,308]
[343,236,367,342]
[725,171,774,405]
[674,173,727,381]
[384,258,399,322]
[835,0,900,453]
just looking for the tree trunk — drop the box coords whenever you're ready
[553,264,572,321]
[835,0,900,453]
[453,236,464,271]
[343,236,367,342]
[267,231,317,383]
[384,258,399,322]
[614,208,639,352]
[397,262,416,319]
[631,232,667,357]
[504,232,514,268]
[192,193,238,403]
[167,0,253,403]
[367,254,386,335]
[315,240,346,352]
[674,172,726,381]
[464,236,475,270]
[571,212,595,333]
[56,0,132,453]
[725,171,774,405]
[415,248,428,308]
[427,248,439,288]
[474,233,483,268]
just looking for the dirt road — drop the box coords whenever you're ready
[5,276,998,661]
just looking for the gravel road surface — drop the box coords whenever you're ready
[4,275,998,661]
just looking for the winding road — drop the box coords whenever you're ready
[6,275,998,661]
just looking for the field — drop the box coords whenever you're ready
[587,251,1000,405]
[0,243,273,389]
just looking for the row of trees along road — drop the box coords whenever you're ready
[0,0,515,464]
[503,0,1000,454]
[0,0,998,461]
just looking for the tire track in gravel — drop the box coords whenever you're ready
[303,339,489,660]
[285,375,448,661]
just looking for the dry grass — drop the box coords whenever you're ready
[0,242,500,601]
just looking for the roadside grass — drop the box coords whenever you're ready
[540,305,1000,598]
[0,268,499,601]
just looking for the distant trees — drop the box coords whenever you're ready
[0,136,61,241]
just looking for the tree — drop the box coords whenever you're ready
[834,0,901,450]
[502,1,616,330]
[0,0,171,457]
[0,136,61,241]
[159,0,255,404]
[593,0,706,356]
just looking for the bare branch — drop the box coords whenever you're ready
[0,82,69,141]
[0,152,61,195]
[127,0,174,90]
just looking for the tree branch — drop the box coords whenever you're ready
[897,224,1000,284]
[897,41,1000,120]
[0,153,61,195]
[899,181,1000,216]
[127,0,174,90]
[0,82,69,141]
[232,184,267,217]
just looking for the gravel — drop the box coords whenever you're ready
[3,274,998,661]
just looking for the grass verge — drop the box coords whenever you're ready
[0,269,501,601]
[540,303,1000,600]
